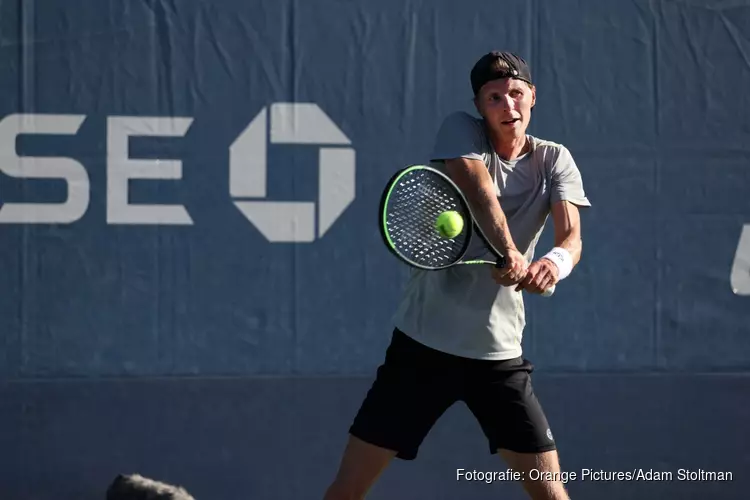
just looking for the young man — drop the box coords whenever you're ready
[324,51,591,500]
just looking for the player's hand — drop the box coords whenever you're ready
[491,247,528,285]
[515,259,559,294]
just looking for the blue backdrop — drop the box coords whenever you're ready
[1,0,749,499]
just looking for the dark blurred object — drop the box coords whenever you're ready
[106,474,195,500]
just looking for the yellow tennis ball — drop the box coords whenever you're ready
[435,211,464,239]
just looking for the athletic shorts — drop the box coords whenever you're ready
[349,328,556,460]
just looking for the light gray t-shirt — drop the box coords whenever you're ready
[392,111,591,360]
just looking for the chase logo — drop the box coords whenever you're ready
[229,103,355,243]
[0,104,356,243]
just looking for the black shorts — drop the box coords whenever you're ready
[349,328,556,460]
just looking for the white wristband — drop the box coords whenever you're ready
[542,247,573,281]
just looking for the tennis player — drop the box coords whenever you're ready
[323,51,590,500]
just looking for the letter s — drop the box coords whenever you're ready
[0,113,88,223]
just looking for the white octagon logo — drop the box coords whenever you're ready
[229,103,356,243]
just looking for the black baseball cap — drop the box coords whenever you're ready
[470,51,532,95]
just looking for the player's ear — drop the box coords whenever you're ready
[530,85,536,109]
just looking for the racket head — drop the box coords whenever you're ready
[379,165,473,270]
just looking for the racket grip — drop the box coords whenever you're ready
[494,258,555,297]
[495,255,555,297]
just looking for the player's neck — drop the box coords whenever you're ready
[489,134,529,161]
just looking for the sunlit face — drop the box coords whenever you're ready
[474,78,536,141]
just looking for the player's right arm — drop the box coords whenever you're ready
[430,112,528,281]
[444,157,528,281]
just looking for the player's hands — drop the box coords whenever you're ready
[491,247,528,285]
[515,258,559,294]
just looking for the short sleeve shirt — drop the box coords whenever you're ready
[391,111,591,360]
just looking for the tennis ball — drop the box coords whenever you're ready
[435,211,464,239]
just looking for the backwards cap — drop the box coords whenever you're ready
[470,51,532,95]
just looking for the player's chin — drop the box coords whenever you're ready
[499,121,527,137]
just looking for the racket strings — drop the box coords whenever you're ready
[384,169,469,268]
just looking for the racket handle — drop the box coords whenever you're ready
[495,256,555,297]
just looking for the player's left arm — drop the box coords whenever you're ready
[516,146,590,294]
[550,200,583,267]
[515,200,582,293]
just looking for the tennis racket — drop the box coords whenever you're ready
[378,164,555,297]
